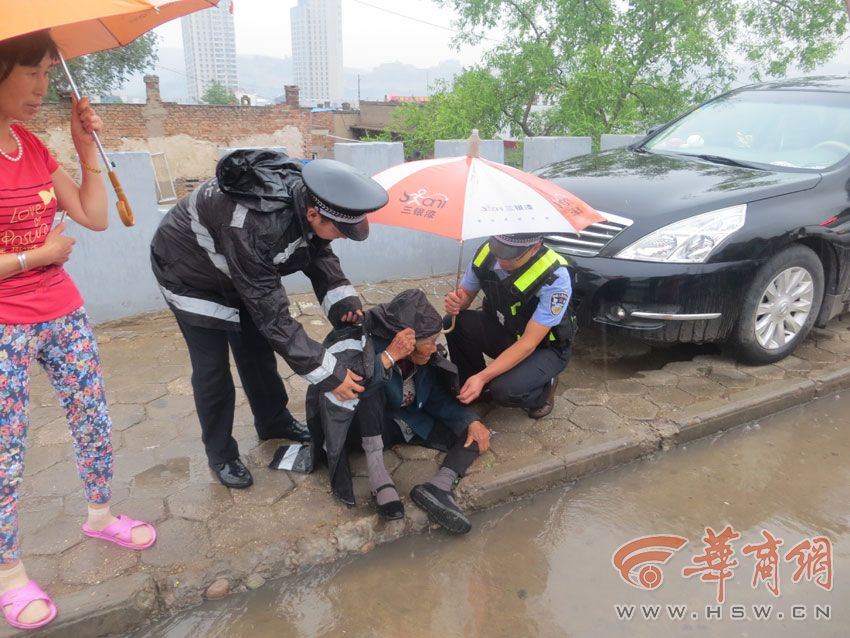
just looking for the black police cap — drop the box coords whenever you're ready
[489,233,543,260]
[302,159,388,241]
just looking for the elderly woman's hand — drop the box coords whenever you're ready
[384,327,416,364]
[464,420,491,454]
[340,309,364,323]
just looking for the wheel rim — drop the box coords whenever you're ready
[753,266,814,350]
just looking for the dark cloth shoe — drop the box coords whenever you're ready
[373,483,405,521]
[210,458,253,489]
[259,418,311,443]
[526,377,559,419]
[410,483,471,534]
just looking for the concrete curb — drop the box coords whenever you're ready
[668,379,817,445]
[27,363,850,636]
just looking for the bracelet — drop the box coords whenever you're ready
[16,252,28,272]
[80,159,102,174]
[382,350,396,367]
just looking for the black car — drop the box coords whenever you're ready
[538,76,850,364]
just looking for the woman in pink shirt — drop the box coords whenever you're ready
[0,31,155,630]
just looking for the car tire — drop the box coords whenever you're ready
[731,244,824,365]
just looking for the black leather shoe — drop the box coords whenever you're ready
[373,483,405,521]
[526,377,559,419]
[410,483,471,534]
[210,458,253,489]
[278,418,311,443]
[259,418,312,443]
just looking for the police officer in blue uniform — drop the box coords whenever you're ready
[151,151,388,488]
[444,233,574,418]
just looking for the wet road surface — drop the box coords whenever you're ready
[133,391,849,637]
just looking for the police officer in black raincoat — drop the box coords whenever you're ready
[151,150,387,488]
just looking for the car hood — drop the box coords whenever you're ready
[537,149,822,224]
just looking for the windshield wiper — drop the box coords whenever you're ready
[690,154,765,170]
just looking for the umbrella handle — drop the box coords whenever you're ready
[108,171,135,226]
[441,314,457,334]
[59,53,134,227]
[441,239,465,334]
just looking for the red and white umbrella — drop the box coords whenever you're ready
[370,145,603,241]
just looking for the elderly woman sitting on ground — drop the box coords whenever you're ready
[307,289,491,534]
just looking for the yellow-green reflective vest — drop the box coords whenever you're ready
[470,241,576,347]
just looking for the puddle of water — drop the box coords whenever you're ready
[134,393,850,638]
[132,458,191,489]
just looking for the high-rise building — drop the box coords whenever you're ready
[291,0,343,107]
[182,0,238,102]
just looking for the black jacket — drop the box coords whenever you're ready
[307,289,468,505]
[150,150,360,393]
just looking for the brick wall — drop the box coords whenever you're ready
[24,76,335,183]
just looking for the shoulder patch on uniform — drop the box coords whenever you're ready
[550,291,568,315]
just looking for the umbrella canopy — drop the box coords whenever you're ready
[370,155,604,240]
[1,0,220,59]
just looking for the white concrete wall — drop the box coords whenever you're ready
[334,142,403,177]
[523,136,592,172]
[63,152,167,323]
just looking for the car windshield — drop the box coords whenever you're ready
[644,88,850,170]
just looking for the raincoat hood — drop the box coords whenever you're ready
[364,289,443,341]
[216,149,306,213]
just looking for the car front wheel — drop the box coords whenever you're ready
[731,244,824,365]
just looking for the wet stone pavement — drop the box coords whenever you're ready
[11,275,850,636]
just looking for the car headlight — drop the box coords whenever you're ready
[614,204,746,263]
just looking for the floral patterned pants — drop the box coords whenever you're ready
[0,307,113,562]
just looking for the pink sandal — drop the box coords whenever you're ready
[82,514,157,550]
[0,580,57,630]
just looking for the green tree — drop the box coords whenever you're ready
[396,0,847,150]
[383,69,504,158]
[49,33,158,99]
[200,80,239,105]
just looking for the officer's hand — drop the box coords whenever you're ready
[457,374,485,404]
[386,327,416,361]
[444,288,469,316]
[332,369,365,401]
[340,309,364,323]
[464,420,491,454]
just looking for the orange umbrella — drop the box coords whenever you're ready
[1,0,221,226]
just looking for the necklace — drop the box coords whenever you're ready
[0,127,23,162]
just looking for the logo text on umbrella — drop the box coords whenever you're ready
[399,189,448,219]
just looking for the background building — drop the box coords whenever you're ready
[291,0,343,107]
[182,0,238,102]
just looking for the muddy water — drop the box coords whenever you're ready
[135,393,849,637]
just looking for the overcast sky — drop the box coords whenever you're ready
[153,0,491,69]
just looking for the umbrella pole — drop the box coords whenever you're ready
[442,239,464,334]
[58,53,135,227]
